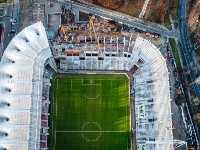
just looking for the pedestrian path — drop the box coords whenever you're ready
[139,0,150,18]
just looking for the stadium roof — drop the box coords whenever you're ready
[0,22,52,150]
[133,37,173,149]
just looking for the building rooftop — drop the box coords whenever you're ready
[133,37,173,149]
[0,22,52,150]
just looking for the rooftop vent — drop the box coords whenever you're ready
[0,116,9,123]
[0,132,8,137]
[0,102,10,107]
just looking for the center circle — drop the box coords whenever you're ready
[82,122,101,142]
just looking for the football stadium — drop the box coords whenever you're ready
[0,22,173,150]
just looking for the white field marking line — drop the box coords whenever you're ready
[71,79,72,92]
[55,131,57,149]
[110,79,112,101]
[84,94,99,100]
[125,80,128,134]
[72,79,125,81]
[56,79,58,118]
[82,79,101,85]
[126,79,131,150]
[82,79,101,99]
[54,79,59,149]
[83,84,101,85]
[56,131,127,133]
[125,79,129,150]
[82,133,101,142]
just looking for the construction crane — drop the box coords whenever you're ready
[89,16,104,59]
[61,25,68,42]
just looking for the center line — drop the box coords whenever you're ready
[56,131,127,133]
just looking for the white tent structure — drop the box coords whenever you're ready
[0,22,52,150]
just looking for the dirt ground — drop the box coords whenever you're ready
[145,0,167,23]
[84,0,167,22]
[188,0,200,55]
[117,0,145,17]
[85,0,124,10]
[168,0,179,20]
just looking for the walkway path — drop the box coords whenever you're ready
[139,0,150,19]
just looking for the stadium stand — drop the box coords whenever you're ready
[0,22,55,150]
[133,37,173,149]
[40,78,50,150]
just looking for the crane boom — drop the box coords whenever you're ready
[61,25,68,41]
[89,17,104,58]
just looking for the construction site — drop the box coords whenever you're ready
[50,6,162,70]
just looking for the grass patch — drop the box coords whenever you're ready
[170,38,181,68]
[178,42,187,66]
[79,11,89,21]
[147,11,157,22]
[164,12,172,30]
[49,74,131,150]
[0,0,6,3]
[169,0,179,20]
[174,23,178,29]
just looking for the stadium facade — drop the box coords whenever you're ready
[0,22,173,150]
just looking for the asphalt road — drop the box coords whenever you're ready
[55,0,179,39]
[179,0,200,105]
[178,0,200,148]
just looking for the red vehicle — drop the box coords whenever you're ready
[168,52,172,58]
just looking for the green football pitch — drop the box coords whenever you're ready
[49,74,131,150]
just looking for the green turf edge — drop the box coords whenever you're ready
[48,73,131,150]
[164,12,172,30]
[0,0,7,3]
[48,73,58,150]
